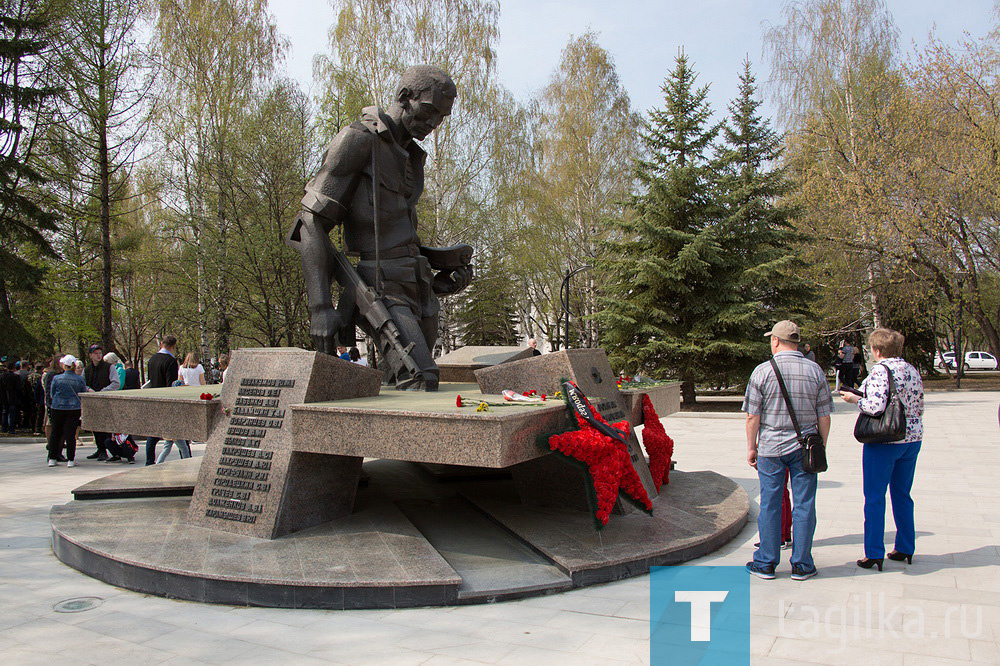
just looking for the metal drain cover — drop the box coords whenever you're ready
[53,597,103,613]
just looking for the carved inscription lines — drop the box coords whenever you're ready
[204,378,295,525]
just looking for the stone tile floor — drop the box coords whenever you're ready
[1,390,998,664]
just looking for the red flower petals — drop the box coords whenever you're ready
[547,405,653,526]
[199,393,215,400]
[641,395,674,491]
[456,395,463,407]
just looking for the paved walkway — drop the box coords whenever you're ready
[1,391,998,664]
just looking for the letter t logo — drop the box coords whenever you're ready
[674,590,729,641]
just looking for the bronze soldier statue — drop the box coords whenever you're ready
[287,65,472,391]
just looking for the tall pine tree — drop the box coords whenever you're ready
[0,0,60,350]
[594,52,722,404]
[709,59,813,386]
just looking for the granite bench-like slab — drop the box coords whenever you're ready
[292,384,571,468]
[80,385,222,441]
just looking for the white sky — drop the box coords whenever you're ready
[270,0,996,122]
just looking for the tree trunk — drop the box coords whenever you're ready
[681,371,696,405]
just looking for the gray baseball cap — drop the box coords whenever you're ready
[764,320,801,343]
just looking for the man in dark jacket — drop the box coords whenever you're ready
[122,360,141,389]
[83,344,112,460]
[144,336,179,465]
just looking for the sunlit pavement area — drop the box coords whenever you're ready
[1,390,998,665]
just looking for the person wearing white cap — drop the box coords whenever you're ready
[45,355,91,467]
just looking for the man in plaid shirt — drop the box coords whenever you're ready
[743,320,832,580]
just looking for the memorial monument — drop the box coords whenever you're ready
[49,66,748,609]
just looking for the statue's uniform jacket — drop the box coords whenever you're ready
[290,106,439,321]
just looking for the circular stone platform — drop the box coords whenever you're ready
[51,459,747,609]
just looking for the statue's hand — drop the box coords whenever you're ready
[309,306,346,355]
[432,265,473,295]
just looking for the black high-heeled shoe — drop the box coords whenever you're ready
[857,557,883,571]
[887,551,913,564]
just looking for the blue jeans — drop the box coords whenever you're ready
[863,441,921,559]
[4,405,17,433]
[155,439,191,464]
[754,449,818,571]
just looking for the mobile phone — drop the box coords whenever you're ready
[839,386,863,396]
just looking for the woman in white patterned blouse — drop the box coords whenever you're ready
[839,328,924,571]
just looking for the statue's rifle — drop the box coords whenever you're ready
[327,249,424,390]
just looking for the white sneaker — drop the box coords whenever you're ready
[67,461,77,468]
[48,459,57,467]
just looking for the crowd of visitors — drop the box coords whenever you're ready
[1,335,224,469]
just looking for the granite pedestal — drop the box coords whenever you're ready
[54,346,748,609]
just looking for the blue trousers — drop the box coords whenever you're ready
[863,440,921,559]
[754,448,818,571]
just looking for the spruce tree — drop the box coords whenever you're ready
[454,264,519,347]
[0,0,60,348]
[594,52,722,404]
[709,59,813,385]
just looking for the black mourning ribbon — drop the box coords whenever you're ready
[562,382,630,448]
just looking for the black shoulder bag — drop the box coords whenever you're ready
[769,359,828,474]
[853,363,907,444]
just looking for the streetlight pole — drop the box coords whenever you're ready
[560,265,592,350]
[956,271,967,389]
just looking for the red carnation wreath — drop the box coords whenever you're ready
[547,387,653,526]
[640,394,674,491]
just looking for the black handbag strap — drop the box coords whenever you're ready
[769,358,804,439]
[872,362,899,416]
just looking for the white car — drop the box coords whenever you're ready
[935,351,955,368]
[944,351,999,371]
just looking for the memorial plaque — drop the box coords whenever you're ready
[187,348,382,538]
[475,349,658,503]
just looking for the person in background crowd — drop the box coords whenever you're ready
[31,363,45,435]
[84,344,112,460]
[47,355,91,467]
[840,339,857,388]
[528,338,542,356]
[349,347,368,367]
[839,328,924,571]
[178,352,205,386]
[122,360,140,389]
[1,361,21,434]
[103,352,125,390]
[17,360,33,429]
[42,355,62,445]
[144,335,180,465]
[218,353,230,383]
[336,345,350,361]
[802,343,816,363]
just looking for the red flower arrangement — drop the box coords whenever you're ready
[456,395,463,407]
[641,394,674,491]
[548,398,653,526]
[199,392,216,400]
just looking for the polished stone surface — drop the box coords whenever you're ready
[188,348,381,539]
[465,470,748,585]
[436,346,534,383]
[620,382,682,424]
[292,386,571,468]
[81,385,222,441]
[72,457,203,499]
[50,461,747,608]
